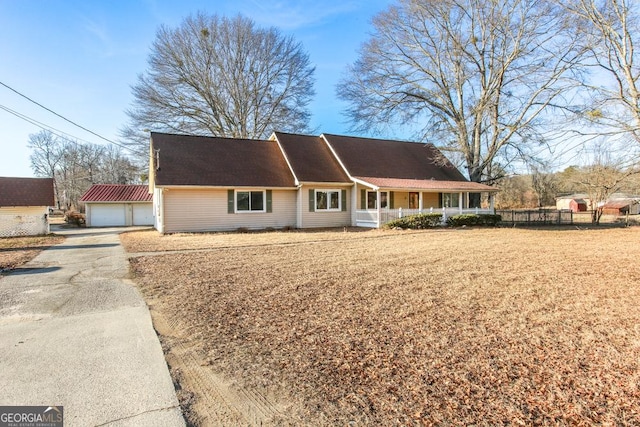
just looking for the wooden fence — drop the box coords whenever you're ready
[496,209,573,225]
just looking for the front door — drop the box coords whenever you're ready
[409,192,419,209]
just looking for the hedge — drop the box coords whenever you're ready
[446,214,502,227]
[385,213,444,229]
[385,213,501,229]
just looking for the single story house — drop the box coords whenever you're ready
[0,176,54,237]
[149,132,498,233]
[80,184,154,227]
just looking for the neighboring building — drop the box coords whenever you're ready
[602,199,640,216]
[556,194,591,212]
[569,198,588,212]
[556,193,640,215]
[0,177,54,237]
[80,184,154,227]
[149,132,498,233]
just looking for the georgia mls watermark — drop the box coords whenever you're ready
[0,406,63,427]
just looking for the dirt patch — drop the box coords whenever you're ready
[0,235,65,272]
[128,227,640,425]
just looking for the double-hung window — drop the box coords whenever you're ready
[236,190,265,212]
[367,191,388,209]
[442,192,460,208]
[315,189,341,211]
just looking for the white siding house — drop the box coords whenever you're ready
[148,132,497,233]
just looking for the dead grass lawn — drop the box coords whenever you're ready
[129,227,640,425]
[0,235,64,272]
[121,227,385,253]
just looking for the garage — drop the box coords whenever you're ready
[89,204,127,227]
[80,184,153,227]
[133,203,154,225]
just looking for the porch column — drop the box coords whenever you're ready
[376,190,381,228]
[418,192,423,212]
[489,193,495,212]
[296,186,303,228]
[459,192,463,214]
[351,184,358,226]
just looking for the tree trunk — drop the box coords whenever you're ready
[468,167,483,208]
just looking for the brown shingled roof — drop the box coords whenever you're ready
[322,134,468,182]
[273,132,350,183]
[151,132,296,188]
[80,184,152,202]
[0,177,54,207]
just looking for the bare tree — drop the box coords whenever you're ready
[29,133,140,210]
[530,165,559,208]
[338,0,585,189]
[98,145,139,184]
[494,175,538,209]
[566,0,640,142]
[572,141,638,223]
[122,12,315,158]
[28,130,63,208]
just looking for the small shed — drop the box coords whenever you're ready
[569,198,588,212]
[80,184,153,227]
[556,194,591,212]
[602,199,639,216]
[0,177,54,237]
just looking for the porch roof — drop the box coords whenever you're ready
[356,176,497,192]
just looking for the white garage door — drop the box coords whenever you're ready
[90,204,126,227]
[133,204,154,226]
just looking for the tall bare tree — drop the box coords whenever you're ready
[28,131,139,210]
[122,12,315,158]
[566,0,640,142]
[28,131,63,207]
[338,0,585,188]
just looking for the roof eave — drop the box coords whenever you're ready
[154,184,299,190]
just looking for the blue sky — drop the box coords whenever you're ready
[0,0,392,177]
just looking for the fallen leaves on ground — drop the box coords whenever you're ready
[0,235,64,271]
[129,227,640,425]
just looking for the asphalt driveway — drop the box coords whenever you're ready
[0,226,184,426]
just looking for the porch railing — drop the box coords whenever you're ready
[356,207,494,227]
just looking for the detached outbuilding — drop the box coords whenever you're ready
[80,184,153,227]
[602,199,640,216]
[556,194,591,212]
[0,176,54,237]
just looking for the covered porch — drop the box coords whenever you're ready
[351,177,498,228]
[356,206,495,228]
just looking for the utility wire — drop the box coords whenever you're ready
[0,104,97,146]
[0,80,136,153]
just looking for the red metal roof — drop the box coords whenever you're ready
[80,184,152,202]
[356,176,497,192]
[0,177,54,206]
[603,200,631,209]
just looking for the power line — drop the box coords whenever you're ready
[0,104,97,146]
[0,80,136,153]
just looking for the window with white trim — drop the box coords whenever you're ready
[367,191,388,209]
[442,192,460,208]
[236,190,265,212]
[315,189,341,211]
